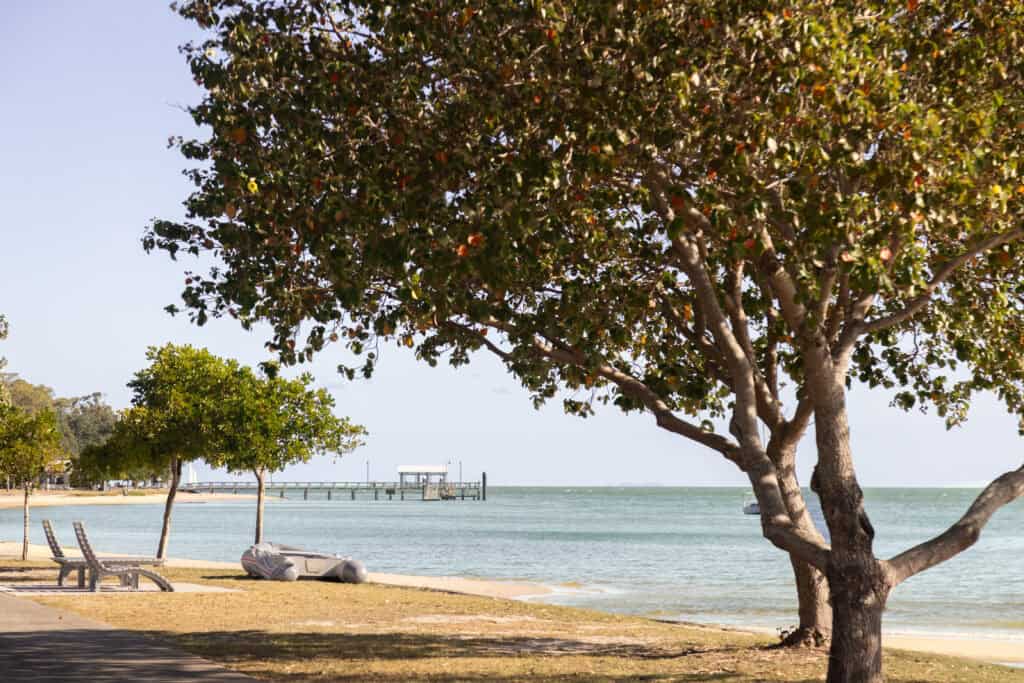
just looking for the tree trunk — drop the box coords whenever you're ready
[786,555,832,646]
[254,468,266,545]
[803,348,887,682]
[772,441,832,646]
[156,457,182,559]
[21,484,30,561]
[825,558,889,683]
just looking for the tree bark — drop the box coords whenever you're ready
[21,484,30,562]
[825,558,889,683]
[254,468,266,545]
[774,446,832,646]
[803,345,888,682]
[787,555,831,646]
[156,457,182,559]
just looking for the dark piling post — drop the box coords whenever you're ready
[482,472,487,501]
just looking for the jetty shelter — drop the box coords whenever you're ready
[397,464,449,488]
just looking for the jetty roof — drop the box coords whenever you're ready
[397,465,448,474]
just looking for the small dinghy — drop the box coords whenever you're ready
[742,499,760,515]
[241,542,368,583]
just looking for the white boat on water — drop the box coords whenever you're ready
[742,494,832,543]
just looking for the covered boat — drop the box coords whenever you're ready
[241,542,368,583]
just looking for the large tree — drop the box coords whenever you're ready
[4,378,56,416]
[125,344,246,558]
[214,367,365,544]
[149,2,1024,680]
[0,406,65,560]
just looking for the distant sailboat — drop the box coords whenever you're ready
[185,462,199,487]
[742,494,831,543]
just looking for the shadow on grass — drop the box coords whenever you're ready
[0,625,780,682]
[174,629,732,660]
[0,628,250,683]
[165,629,794,682]
[0,565,57,584]
[163,630,1001,683]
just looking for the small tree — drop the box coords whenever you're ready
[215,368,365,544]
[0,406,64,560]
[78,408,170,488]
[126,344,244,558]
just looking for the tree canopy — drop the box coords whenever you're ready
[0,404,65,560]
[56,394,117,460]
[150,2,1024,680]
[4,378,56,416]
[214,368,364,477]
[0,405,64,488]
[1,376,118,472]
[127,344,243,463]
[212,366,366,542]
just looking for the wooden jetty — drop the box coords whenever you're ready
[184,472,487,502]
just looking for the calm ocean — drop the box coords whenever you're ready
[3,487,1021,638]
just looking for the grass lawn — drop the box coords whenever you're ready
[3,562,1021,682]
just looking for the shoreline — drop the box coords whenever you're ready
[0,490,255,510]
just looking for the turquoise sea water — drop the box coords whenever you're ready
[2,487,1021,638]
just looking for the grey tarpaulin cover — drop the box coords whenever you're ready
[241,542,368,583]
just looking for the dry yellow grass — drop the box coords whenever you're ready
[3,562,1021,682]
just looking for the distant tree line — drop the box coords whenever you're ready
[0,376,117,488]
[1,318,364,563]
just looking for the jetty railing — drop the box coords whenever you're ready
[182,476,487,501]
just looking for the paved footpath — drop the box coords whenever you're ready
[0,593,254,682]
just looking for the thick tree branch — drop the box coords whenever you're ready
[443,320,515,362]
[460,314,743,456]
[826,269,850,343]
[745,450,831,571]
[887,465,1024,585]
[861,228,1024,336]
[641,162,765,451]
[724,262,784,428]
[755,229,810,335]
[530,336,742,456]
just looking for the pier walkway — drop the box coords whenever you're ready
[185,475,487,501]
[0,592,252,682]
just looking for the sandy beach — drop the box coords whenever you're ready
[0,490,253,510]
[886,633,1024,666]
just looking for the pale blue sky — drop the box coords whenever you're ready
[1,2,1020,487]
